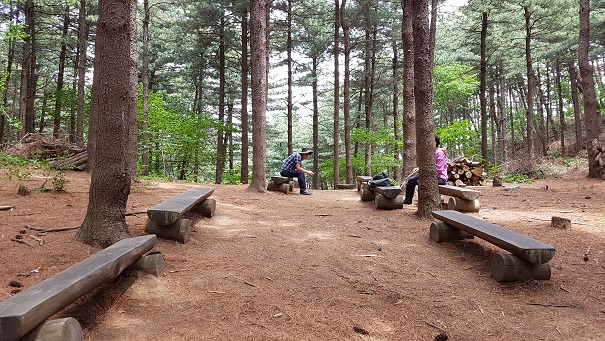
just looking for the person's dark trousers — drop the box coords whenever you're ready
[403,176,446,204]
[280,169,306,193]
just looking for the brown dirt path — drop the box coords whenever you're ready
[1,170,604,340]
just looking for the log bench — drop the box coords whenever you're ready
[0,235,159,341]
[356,175,372,191]
[438,185,481,212]
[372,185,403,210]
[146,187,215,243]
[359,182,403,210]
[431,210,556,282]
[267,176,294,194]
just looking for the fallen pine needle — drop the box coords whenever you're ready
[355,254,377,257]
[207,290,226,294]
[244,281,256,287]
[424,321,446,332]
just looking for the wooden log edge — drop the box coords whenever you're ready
[20,317,83,341]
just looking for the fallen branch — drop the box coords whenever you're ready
[24,224,80,233]
[11,238,32,246]
[29,235,44,246]
[526,302,577,308]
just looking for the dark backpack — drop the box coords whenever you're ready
[372,171,388,180]
[368,177,393,187]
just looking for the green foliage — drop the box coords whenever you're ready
[435,120,481,160]
[503,173,533,184]
[222,168,244,185]
[432,62,479,117]
[0,153,30,168]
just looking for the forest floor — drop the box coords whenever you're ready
[1,163,605,341]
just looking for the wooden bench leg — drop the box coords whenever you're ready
[267,181,289,194]
[145,218,192,244]
[490,253,551,282]
[128,254,165,277]
[429,221,474,243]
[375,194,403,210]
[20,317,82,341]
[360,188,375,201]
[447,197,480,213]
[190,198,216,218]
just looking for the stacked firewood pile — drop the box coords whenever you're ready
[446,156,486,186]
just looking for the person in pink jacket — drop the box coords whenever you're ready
[403,135,448,205]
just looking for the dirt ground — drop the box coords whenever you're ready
[1,166,605,341]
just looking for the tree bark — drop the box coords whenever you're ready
[401,0,416,179]
[340,0,352,184]
[246,0,268,193]
[479,11,489,166]
[141,0,151,176]
[287,0,293,156]
[333,0,341,186]
[240,5,249,184]
[568,61,583,152]
[523,6,535,158]
[76,0,88,147]
[216,16,227,184]
[53,6,70,139]
[578,0,602,178]
[555,60,566,156]
[412,0,439,218]
[77,0,138,247]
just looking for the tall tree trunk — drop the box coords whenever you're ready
[78,0,138,247]
[412,0,439,218]
[53,6,70,138]
[246,0,268,192]
[535,68,548,156]
[523,6,535,158]
[18,0,34,140]
[479,11,489,166]
[578,0,602,178]
[488,79,497,164]
[76,0,88,146]
[240,5,249,184]
[141,0,151,176]
[340,0,352,183]
[312,56,319,189]
[333,0,341,185]
[496,63,507,164]
[401,0,416,179]
[568,61,583,152]
[286,0,293,156]
[392,40,400,183]
[216,16,226,184]
[555,60,566,156]
[1,3,17,145]
[363,0,372,175]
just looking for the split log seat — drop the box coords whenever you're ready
[359,182,403,210]
[356,175,372,191]
[372,186,403,210]
[0,235,159,341]
[431,210,556,282]
[336,183,356,190]
[438,185,481,212]
[146,187,215,243]
[267,176,294,194]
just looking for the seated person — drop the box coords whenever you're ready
[403,135,448,204]
[280,148,315,195]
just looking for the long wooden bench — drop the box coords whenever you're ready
[267,176,294,194]
[0,235,159,341]
[438,185,481,212]
[431,210,556,282]
[145,187,215,243]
